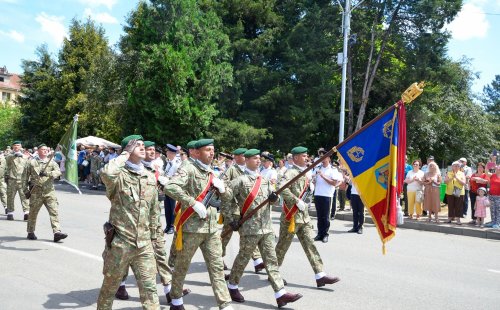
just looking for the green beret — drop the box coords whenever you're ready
[232,148,248,155]
[195,138,214,149]
[144,141,155,148]
[291,146,308,154]
[12,140,22,145]
[186,140,198,149]
[121,134,144,149]
[244,149,260,158]
[38,143,47,148]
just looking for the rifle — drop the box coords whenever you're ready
[25,153,55,199]
[202,167,230,208]
[221,147,336,238]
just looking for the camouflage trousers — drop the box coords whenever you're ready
[168,231,177,268]
[172,231,230,309]
[229,233,285,292]
[6,179,29,213]
[0,179,7,209]
[221,222,262,260]
[27,189,60,233]
[97,236,159,310]
[91,171,100,187]
[275,220,324,274]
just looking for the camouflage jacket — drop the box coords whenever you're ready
[25,158,61,194]
[4,154,28,182]
[219,164,245,219]
[164,160,222,233]
[279,165,311,224]
[90,155,103,172]
[223,164,245,183]
[223,171,274,236]
[101,152,159,248]
[0,156,6,182]
[143,163,165,241]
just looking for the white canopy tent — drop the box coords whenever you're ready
[76,136,121,149]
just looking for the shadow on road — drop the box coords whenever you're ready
[43,287,99,309]
[0,235,44,252]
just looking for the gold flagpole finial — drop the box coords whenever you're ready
[401,81,425,104]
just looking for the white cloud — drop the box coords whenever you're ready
[0,29,25,43]
[79,0,117,10]
[83,8,118,24]
[0,0,19,3]
[446,3,490,40]
[35,12,67,45]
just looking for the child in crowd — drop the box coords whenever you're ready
[474,187,490,227]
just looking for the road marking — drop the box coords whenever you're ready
[44,242,102,262]
[488,269,500,274]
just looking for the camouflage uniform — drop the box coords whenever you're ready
[221,164,261,260]
[90,155,103,188]
[4,153,29,214]
[0,156,7,210]
[164,160,231,309]
[25,158,62,233]
[223,171,285,292]
[275,165,324,274]
[97,152,160,310]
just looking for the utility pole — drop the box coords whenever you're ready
[338,0,351,143]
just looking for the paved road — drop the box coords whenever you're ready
[1,182,499,310]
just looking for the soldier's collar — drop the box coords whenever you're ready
[245,168,259,176]
[293,164,307,172]
[237,164,246,171]
[195,159,211,172]
[125,161,144,174]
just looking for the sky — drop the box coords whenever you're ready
[0,0,499,94]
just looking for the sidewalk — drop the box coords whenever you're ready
[273,204,500,241]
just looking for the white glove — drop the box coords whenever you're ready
[192,201,207,219]
[158,176,169,186]
[309,182,315,193]
[212,177,225,193]
[296,199,306,211]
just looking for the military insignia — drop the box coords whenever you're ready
[383,120,393,139]
[375,163,389,189]
[347,146,364,162]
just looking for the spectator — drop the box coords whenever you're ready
[104,147,118,164]
[422,162,442,223]
[444,161,466,224]
[77,145,86,181]
[404,159,424,220]
[474,187,490,227]
[402,155,412,216]
[285,153,293,169]
[421,155,434,174]
[459,157,472,217]
[469,162,489,225]
[347,183,364,234]
[336,164,349,213]
[484,164,500,229]
[486,151,497,173]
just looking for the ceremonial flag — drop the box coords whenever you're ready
[336,83,423,253]
[57,114,82,194]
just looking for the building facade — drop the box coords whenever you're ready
[0,66,21,106]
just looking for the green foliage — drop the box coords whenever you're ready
[0,105,21,149]
[207,118,271,151]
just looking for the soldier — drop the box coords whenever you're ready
[164,139,233,310]
[223,149,303,308]
[167,140,198,269]
[0,151,7,214]
[275,146,340,288]
[24,144,67,242]
[4,140,30,220]
[90,150,103,189]
[164,143,182,234]
[96,135,160,310]
[220,148,264,272]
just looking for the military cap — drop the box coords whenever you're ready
[12,140,22,145]
[144,141,155,148]
[121,134,143,149]
[165,143,178,152]
[186,140,198,149]
[195,139,214,149]
[38,143,47,148]
[262,152,274,162]
[232,148,248,155]
[291,146,308,154]
[155,146,163,153]
[244,149,260,158]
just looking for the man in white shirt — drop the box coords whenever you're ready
[459,157,473,217]
[261,152,278,188]
[313,156,342,243]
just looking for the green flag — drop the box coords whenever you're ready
[57,114,81,194]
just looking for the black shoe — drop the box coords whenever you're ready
[276,292,302,308]
[223,261,228,270]
[357,228,363,234]
[313,235,322,241]
[6,214,13,220]
[166,227,174,234]
[24,213,29,221]
[229,288,245,303]
[166,288,191,304]
[54,232,68,242]
[322,235,329,243]
[115,285,129,300]
[254,262,266,273]
[316,275,341,287]
[27,232,37,240]
[347,228,357,233]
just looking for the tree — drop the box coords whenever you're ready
[0,105,22,148]
[483,75,500,147]
[119,0,233,144]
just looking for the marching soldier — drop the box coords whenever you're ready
[0,151,7,213]
[220,148,264,272]
[223,149,302,308]
[24,144,67,242]
[275,146,340,288]
[164,139,233,310]
[97,135,160,310]
[90,150,103,189]
[4,140,30,220]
